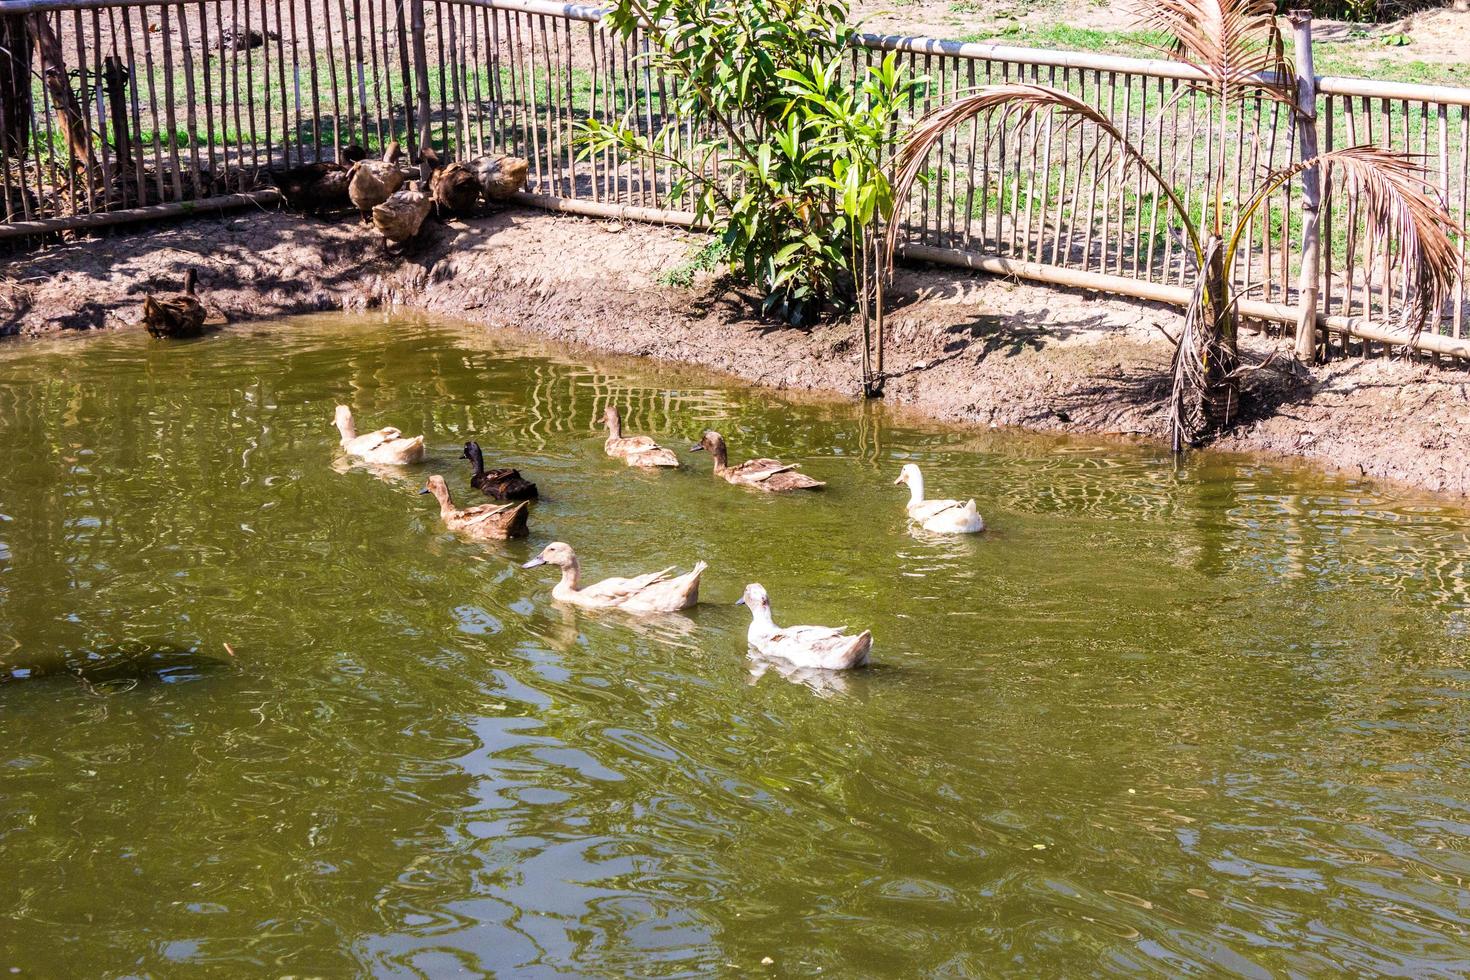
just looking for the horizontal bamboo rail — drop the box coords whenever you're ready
[0,0,1464,361]
[0,190,280,238]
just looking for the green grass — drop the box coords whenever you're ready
[658,239,729,287]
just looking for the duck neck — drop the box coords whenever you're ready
[605,412,623,441]
[430,483,457,517]
[553,559,582,596]
[708,439,730,474]
[906,473,927,507]
[466,445,486,480]
[747,603,776,635]
[335,413,357,445]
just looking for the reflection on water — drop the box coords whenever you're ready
[0,314,1468,976]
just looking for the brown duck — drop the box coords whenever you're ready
[419,475,529,540]
[142,269,211,339]
[462,442,538,501]
[691,430,824,492]
[271,145,367,214]
[431,161,481,216]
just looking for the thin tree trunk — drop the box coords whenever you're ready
[31,14,94,173]
[411,0,432,156]
[1202,234,1240,428]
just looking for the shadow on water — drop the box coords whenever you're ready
[1,641,235,694]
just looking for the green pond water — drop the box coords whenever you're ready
[2,315,1469,977]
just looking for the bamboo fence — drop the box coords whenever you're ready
[0,0,1465,358]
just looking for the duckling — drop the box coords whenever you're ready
[347,141,406,222]
[522,542,705,613]
[462,441,538,501]
[470,153,529,200]
[603,406,679,468]
[420,474,529,540]
[691,430,824,491]
[737,583,871,670]
[372,179,433,246]
[431,160,482,216]
[333,404,426,465]
[894,463,984,534]
[142,269,207,339]
[271,145,367,214]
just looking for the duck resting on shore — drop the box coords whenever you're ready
[420,474,529,540]
[894,463,984,534]
[691,430,824,492]
[333,405,426,465]
[462,442,538,500]
[347,141,406,222]
[737,583,871,670]
[603,406,679,468]
[521,542,705,613]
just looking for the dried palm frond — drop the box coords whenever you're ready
[883,83,1200,274]
[1231,145,1463,339]
[1132,0,1293,105]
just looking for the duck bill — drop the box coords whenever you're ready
[417,487,432,495]
[892,475,905,485]
[521,557,547,569]
[689,444,705,453]
[734,597,746,606]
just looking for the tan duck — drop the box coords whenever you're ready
[894,463,984,534]
[431,160,481,216]
[372,179,433,246]
[603,406,679,468]
[347,141,406,222]
[142,269,210,339]
[420,474,529,540]
[691,430,824,491]
[522,542,705,613]
[738,583,871,670]
[471,153,529,200]
[333,405,426,465]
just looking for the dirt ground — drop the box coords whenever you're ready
[3,204,1467,501]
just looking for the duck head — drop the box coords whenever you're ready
[333,404,356,441]
[735,582,771,611]
[418,474,451,503]
[461,441,483,463]
[523,541,576,570]
[893,463,922,487]
[690,430,726,455]
[602,405,622,435]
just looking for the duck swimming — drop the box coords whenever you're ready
[893,463,984,534]
[522,542,705,613]
[462,442,538,500]
[737,583,871,670]
[333,405,426,465]
[603,406,679,468]
[691,430,824,492]
[420,475,529,540]
[142,269,209,339]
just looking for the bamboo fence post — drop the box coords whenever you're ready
[1289,10,1323,363]
[411,0,431,155]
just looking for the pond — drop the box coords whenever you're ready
[1,315,1468,976]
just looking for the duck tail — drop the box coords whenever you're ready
[688,560,709,580]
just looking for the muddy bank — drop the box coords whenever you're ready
[4,207,1467,499]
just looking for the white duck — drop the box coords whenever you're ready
[737,583,871,670]
[333,405,426,465]
[522,542,706,613]
[893,463,984,534]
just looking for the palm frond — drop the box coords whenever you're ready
[883,83,1199,274]
[1235,145,1463,338]
[1131,0,1292,104]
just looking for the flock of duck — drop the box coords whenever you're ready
[334,403,986,673]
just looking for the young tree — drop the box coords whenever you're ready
[882,0,1462,447]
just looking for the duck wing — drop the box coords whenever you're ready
[735,458,796,480]
[459,501,523,527]
[766,626,871,670]
[580,566,677,602]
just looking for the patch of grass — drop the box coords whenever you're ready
[657,239,727,288]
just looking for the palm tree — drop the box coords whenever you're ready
[882,0,1462,449]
